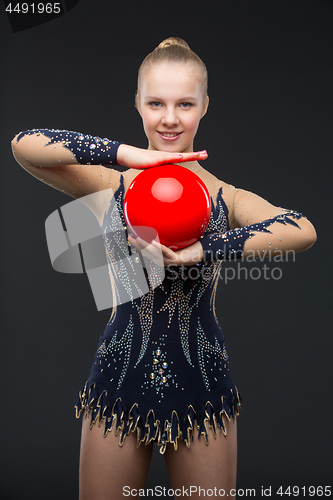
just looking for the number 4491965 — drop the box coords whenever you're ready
[276,485,331,497]
[5,3,61,14]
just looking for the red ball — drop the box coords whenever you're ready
[124,164,211,250]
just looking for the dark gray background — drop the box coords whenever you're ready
[1,0,332,499]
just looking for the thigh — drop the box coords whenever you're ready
[79,415,153,500]
[164,417,237,498]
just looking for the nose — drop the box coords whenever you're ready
[161,106,179,127]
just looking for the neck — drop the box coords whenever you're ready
[175,160,202,173]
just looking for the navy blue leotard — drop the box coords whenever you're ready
[14,129,304,455]
[75,174,241,454]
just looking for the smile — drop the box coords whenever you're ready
[158,131,183,141]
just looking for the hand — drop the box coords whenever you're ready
[117,144,208,169]
[128,236,204,267]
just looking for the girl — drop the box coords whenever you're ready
[11,37,316,499]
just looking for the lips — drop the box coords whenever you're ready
[157,131,183,141]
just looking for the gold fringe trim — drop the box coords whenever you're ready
[75,382,241,455]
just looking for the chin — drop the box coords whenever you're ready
[156,141,191,154]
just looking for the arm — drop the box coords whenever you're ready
[131,186,317,267]
[129,185,317,266]
[200,187,317,262]
[12,129,121,167]
[11,129,208,199]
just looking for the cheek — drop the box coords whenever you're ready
[144,110,159,127]
[184,113,201,133]
[141,112,154,133]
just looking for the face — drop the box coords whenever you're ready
[137,61,208,153]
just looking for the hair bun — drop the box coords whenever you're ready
[157,37,190,50]
[137,36,208,99]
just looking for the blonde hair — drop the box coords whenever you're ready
[136,37,208,99]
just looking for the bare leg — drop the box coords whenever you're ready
[79,416,153,500]
[164,418,237,499]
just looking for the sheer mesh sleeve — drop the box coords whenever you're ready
[11,129,122,199]
[201,187,316,261]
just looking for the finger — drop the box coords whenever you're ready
[134,238,169,265]
[129,235,155,256]
[128,235,138,246]
[150,239,166,252]
[130,237,150,253]
[157,150,207,164]
[132,236,178,266]
[176,150,208,162]
[128,235,140,248]
[136,236,153,248]
[151,239,171,255]
[155,243,179,264]
[197,150,208,160]
[135,237,163,259]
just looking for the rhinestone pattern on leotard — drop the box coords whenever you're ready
[75,178,242,453]
[96,315,134,389]
[16,129,121,165]
[100,180,232,388]
[201,210,304,261]
[197,318,230,391]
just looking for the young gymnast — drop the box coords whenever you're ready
[11,37,316,499]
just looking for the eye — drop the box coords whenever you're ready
[179,102,193,108]
[148,102,162,108]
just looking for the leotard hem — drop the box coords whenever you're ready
[74,381,242,454]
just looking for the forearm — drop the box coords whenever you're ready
[11,129,209,171]
[200,210,317,262]
[11,129,121,168]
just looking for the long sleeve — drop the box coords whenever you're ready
[14,128,122,166]
[11,129,124,199]
[200,187,316,261]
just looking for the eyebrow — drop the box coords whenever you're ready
[144,96,198,102]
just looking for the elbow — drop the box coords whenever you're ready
[11,134,18,150]
[11,131,29,152]
[308,225,317,248]
[11,132,28,167]
[11,135,19,160]
[11,133,22,156]
[11,131,22,146]
[300,220,317,251]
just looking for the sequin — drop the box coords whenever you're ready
[16,129,121,166]
[201,210,304,262]
[197,318,230,391]
[95,315,134,389]
[73,174,242,454]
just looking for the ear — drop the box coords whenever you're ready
[135,92,141,115]
[201,95,209,118]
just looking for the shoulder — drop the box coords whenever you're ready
[216,180,237,228]
[123,168,144,192]
[200,169,237,220]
